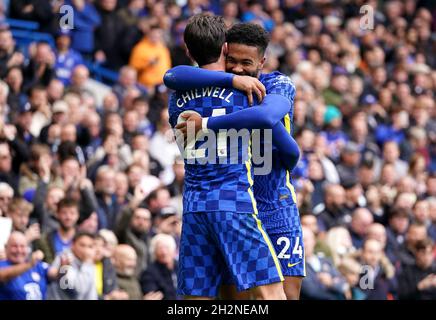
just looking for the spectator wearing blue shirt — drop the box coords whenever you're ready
[375,108,408,146]
[320,105,348,163]
[34,198,80,264]
[65,0,101,57]
[54,29,83,86]
[0,232,54,300]
[241,0,275,32]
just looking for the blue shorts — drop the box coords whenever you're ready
[258,204,306,277]
[177,211,284,297]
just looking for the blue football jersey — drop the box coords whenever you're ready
[254,72,297,211]
[168,86,257,214]
[0,260,49,300]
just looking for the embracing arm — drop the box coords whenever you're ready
[205,94,291,131]
[272,123,300,171]
[163,65,234,90]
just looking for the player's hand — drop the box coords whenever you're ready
[143,291,164,300]
[232,75,266,106]
[175,112,202,139]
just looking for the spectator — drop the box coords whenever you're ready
[34,198,79,264]
[397,222,428,267]
[6,197,39,244]
[349,208,374,249]
[0,140,17,193]
[93,233,128,300]
[0,232,53,300]
[0,182,13,215]
[23,42,55,92]
[140,233,178,300]
[112,244,142,300]
[95,0,127,70]
[129,25,171,90]
[337,258,366,300]
[116,205,152,275]
[0,29,23,79]
[47,231,98,300]
[65,0,101,58]
[358,239,396,300]
[398,238,436,300]
[301,226,348,300]
[94,165,120,230]
[54,29,83,86]
[315,183,350,233]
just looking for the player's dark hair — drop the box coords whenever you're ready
[226,23,270,56]
[184,14,227,67]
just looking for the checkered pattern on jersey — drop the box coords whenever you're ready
[168,88,256,213]
[177,211,283,297]
[254,72,297,211]
[258,204,306,277]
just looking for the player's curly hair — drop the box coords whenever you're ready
[226,23,270,56]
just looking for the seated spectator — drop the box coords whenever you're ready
[140,233,177,300]
[325,226,356,267]
[398,238,436,300]
[314,183,350,233]
[34,198,79,264]
[47,231,98,300]
[385,207,410,266]
[337,258,366,300]
[112,66,147,105]
[358,239,397,300]
[112,244,142,300]
[301,213,332,258]
[349,208,374,249]
[397,222,428,268]
[301,226,348,300]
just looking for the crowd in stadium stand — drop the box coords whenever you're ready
[0,0,435,300]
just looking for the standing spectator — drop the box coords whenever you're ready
[23,42,55,92]
[0,232,52,300]
[95,0,127,70]
[140,233,177,300]
[0,29,24,78]
[47,231,98,300]
[129,25,171,90]
[6,197,39,244]
[34,198,79,264]
[54,29,83,86]
[65,0,101,58]
[94,166,120,230]
[0,139,17,192]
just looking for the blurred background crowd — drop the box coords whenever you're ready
[0,0,435,300]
